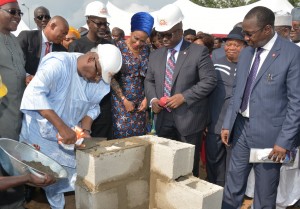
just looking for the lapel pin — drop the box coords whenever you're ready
[272,53,276,57]
[184,52,186,55]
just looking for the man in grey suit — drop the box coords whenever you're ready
[221,6,300,209]
[144,4,216,177]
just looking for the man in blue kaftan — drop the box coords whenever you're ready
[19,44,122,209]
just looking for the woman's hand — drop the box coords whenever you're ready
[123,98,135,112]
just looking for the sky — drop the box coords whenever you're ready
[18,0,176,29]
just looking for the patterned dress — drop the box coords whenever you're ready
[112,40,150,138]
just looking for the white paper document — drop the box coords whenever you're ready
[249,148,297,164]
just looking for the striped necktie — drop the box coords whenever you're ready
[164,49,177,97]
[45,42,52,55]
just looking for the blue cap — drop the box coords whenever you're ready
[131,12,154,37]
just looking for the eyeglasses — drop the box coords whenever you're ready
[292,25,300,31]
[241,26,265,37]
[89,19,110,28]
[157,29,181,39]
[36,15,51,21]
[0,8,23,16]
[94,58,102,82]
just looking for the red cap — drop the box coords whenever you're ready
[0,0,18,6]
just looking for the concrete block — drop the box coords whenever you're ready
[138,135,170,144]
[76,140,147,187]
[126,180,149,208]
[151,139,194,180]
[154,176,223,209]
[75,184,118,209]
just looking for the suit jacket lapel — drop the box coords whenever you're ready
[172,40,190,85]
[253,36,281,88]
[37,31,42,59]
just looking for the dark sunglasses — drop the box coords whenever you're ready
[36,15,51,21]
[0,8,23,16]
[157,29,180,40]
[89,19,110,28]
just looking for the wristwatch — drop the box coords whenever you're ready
[82,129,92,134]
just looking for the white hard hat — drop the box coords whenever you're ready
[85,1,110,18]
[94,44,122,84]
[155,4,184,32]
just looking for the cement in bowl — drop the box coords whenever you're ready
[0,138,68,180]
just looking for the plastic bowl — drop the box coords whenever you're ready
[0,138,68,180]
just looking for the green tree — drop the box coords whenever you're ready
[288,0,300,6]
[191,0,299,8]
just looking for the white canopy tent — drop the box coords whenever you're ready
[107,0,294,36]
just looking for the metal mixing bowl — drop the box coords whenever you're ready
[0,138,68,180]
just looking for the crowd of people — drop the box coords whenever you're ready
[1,0,300,208]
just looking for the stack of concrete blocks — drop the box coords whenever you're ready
[141,135,224,209]
[75,135,223,209]
[76,138,151,209]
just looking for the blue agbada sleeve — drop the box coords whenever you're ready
[20,55,70,119]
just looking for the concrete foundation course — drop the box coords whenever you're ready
[75,135,223,209]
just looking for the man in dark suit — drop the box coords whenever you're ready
[144,4,217,177]
[17,16,68,84]
[33,6,51,30]
[206,27,246,187]
[221,6,300,209]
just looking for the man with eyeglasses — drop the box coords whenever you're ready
[17,16,68,84]
[19,44,121,209]
[291,7,300,46]
[221,6,300,209]
[33,6,50,30]
[69,1,115,140]
[0,0,27,208]
[145,4,216,178]
[243,9,300,209]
